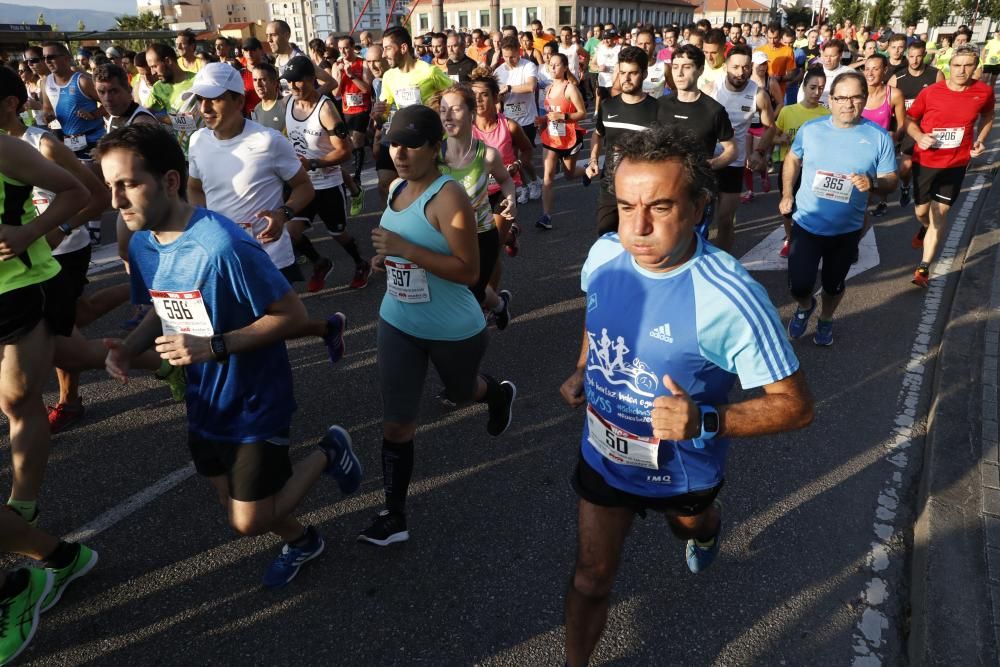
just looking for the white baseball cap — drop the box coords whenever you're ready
[752,50,769,65]
[180,62,245,101]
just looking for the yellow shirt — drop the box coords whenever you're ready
[177,56,203,73]
[774,103,831,161]
[983,38,1000,66]
[697,62,726,90]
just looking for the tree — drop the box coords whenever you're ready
[36,12,45,25]
[784,2,813,27]
[114,12,167,31]
[925,0,955,30]
[869,0,895,27]
[77,20,86,31]
[900,0,926,27]
[830,0,865,24]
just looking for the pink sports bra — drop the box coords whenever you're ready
[862,86,893,130]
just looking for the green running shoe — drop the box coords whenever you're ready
[0,568,53,665]
[41,544,98,613]
[350,189,365,216]
[156,361,186,402]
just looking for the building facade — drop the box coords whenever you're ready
[694,0,770,27]
[209,0,270,28]
[412,0,695,33]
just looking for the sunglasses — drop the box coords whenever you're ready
[43,54,62,61]
[25,57,40,64]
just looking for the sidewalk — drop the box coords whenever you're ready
[908,125,1000,662]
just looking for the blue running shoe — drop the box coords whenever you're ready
[787,297,816,340]
[262,526,325,588]
[814,319,834,346]
[685,500,723,574]
[535,214,552,230]
[319,425,362,495]
[323,312,347,365]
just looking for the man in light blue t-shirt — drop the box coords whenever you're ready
[559,125,814,667]
[779,70,897,347]
[96,123,363,590]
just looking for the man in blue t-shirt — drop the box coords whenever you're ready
[95,124,363,589]
[779,70,897,347]
[559,126,814,667]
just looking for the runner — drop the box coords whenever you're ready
[558,25,589,84]
[657,44,737,239]
[798,39,853,105]
[446,32,478,82]
[495,36,543,202]
[145,43,199,156]
[772,68,830,258]
[531,19,555,53]
[981,27,1000,88]
[704,45,775,252]
[635,28,669,99]
[238,37,267,116]
[885,33,908,81]
[95,64,158,131]
[0,133,88,529]
[560,124,813,667]
[905,46,994,288]
[281,56,373,291]
[39,41,105,156]
[755,22,796,97]
[588,46,660,235]
[860,54,906,218]
[888,40,942,208]
[535,53,586,231]
[173,30,202,74]
[361,105,516,546]
[594,29,620,112]
[469,66,534,258]
[250,62,287,133]
[696,29,727,90]
[372,26,454,200]
[97,123,362,587]
[780,71,898,344]
[334,35,373,214]
[130,51,158,112]
[743,50,782,202]
[436,85,516,328]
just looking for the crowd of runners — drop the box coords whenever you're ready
[0,13,997,665]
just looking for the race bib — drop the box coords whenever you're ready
[395,86,420,107]
[63,134,87,152]
[345,92,365,108]
[504,101,525,117]
[32,195,50,215]
[170,113,197,131]
[811,170,854,203]
[385,259,430,303]
[150,290,214,337]
[587,406,660,470]
[904,98,914,110]
[932,127,964,149]
[449,74,460,82]
[547,119,566,137]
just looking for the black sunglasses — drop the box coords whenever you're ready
[43,54,62,61]
[25,57,41,64]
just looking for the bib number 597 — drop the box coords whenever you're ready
[389,268,411,287]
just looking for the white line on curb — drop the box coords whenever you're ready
[850,175,987,665]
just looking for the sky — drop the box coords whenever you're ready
[28,0,135,14]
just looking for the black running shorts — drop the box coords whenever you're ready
[188,431,293,502]
[572,454,723,518]
[913,162,967,206]
[715,165,745,194]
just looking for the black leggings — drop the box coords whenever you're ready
[471,227,501,304]
[787,224,862,299]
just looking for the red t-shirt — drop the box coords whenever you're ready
[240,68,260,118]
[907,80,993,168]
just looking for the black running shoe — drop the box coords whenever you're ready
[486,380,517,436]
[494,290,512,331]
[357,510,409,546]
[899,186,911,207]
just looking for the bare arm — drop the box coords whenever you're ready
[711,139,738,169]
[485,145,516,217]
[39,134,110,242]
[313,66,338,97]
[187,176,206,207]
[559,322,589,408]
[216,289,307,356]
[508,76,537,94]
[890,88,907,143]
[314,100,352,167]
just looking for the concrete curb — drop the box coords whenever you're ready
[909,146,1000,666]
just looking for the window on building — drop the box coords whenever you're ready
[502,8,513,25]
[526,7,538,23]
[479,9,490,27]
[419,12,429,30]
[559,5,572,25]
[458,10,469,27]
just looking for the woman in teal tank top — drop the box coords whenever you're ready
[436,85,516,327]
[362,105,517,547]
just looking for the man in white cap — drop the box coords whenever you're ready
[104,47,123,69]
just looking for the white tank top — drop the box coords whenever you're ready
[285,95,344,190]
[20,126,91,256]
[711,78,758,167]
[558,44,582,81]
[105,104,156,132]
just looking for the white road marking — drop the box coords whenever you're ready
[850,175,987,665]
[739,226,880,281]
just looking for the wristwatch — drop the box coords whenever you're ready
[698,406,720,440]
[209,334,228,362]
[58,223,74,236]
[308,158,319,171]
[279,204,294,220]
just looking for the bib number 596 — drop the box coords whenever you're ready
[162,299,193,320]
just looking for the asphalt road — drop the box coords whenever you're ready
[2,119,997,666]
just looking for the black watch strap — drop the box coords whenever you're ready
[210,334,228,362]
[279,205,294,220]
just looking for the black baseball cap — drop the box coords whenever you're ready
[280,56,315,81]
[383,105,444,148]
[242,37,263,50]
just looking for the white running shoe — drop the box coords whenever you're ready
[528,179,542,200]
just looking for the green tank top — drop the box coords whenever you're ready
[440,139,494,234]
[0,172,60,295]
